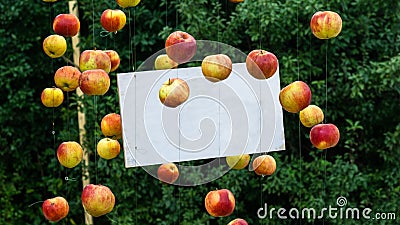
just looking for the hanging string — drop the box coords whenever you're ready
[91,0,96,48]
[93,95,98,184]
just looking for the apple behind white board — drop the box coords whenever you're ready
[117,63,285,168]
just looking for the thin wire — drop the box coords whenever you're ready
[94,96,98,184]
[91,0,95,48]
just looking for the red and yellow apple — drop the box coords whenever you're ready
[159,78,190,108]
[205,189,235,217]
[57,141,83,168]
[43,34,67,58]
[81,184,115,217]
[299,105,324,127]
[53,14,80,37]
[279,81,312,113]
[100,9,126,33]
[54,66,81,92]
[246,49,278,79]
[228,218,248,225]
[226,154,250,170]
[104,50,121,72]
[97,138,120,160]
[154,54,178,70]
[201,54,232,82]
[310,11,342,39]
[157,162,179,184]
[79,50,111,73]
[41,87,64,107]
[116,0,141,8]
[252,155,276,176]
[42,196,69,222]
[79,69,110,96]
[310,123,340,150]
[165,31,196,64]
[100,113,122,140]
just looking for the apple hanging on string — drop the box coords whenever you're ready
[310,123,340,150]
[81,184,115,217]
[79,50,111,73]
[41,87,64,107]
[226,154,250,170]
[97,138,121,160]
[79,69,110,96]
[299,104,324,127]
[246,49,278,79]
[104,50,121,72]
[157,162,180,184]
[54,66,81,92]
[116,0,141,8]
[201,54,232,82]
[310,11,342,39]
[53,14,80,37]
[43,34,67,58]
[154,54,178,70]
[205,189,236,217]
[101,113,122,140]
[159,78,190,108]
[279,81,312,113]
[100,9,126,33]
[42,196,69,222]
[252,155,277,176]
[165,31,197,64]
[57,141,83,168]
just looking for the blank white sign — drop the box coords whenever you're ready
[117,63,285,168]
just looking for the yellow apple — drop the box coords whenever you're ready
[79,50,111,73]
[56,141,83,168]
[310,11,342,39]
[81,184,115,217]
[201,54,232,82]
[299,105,324,127]
[159,78,190,108]
[41,87,64,107]
[97,138,121,160]
[154,54,178,70]
[226,154,250,170]
[43,34,67,58]
[116,0,141,8]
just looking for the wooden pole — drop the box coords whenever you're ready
[68,1,93,224]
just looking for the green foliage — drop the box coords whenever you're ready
[0,0,399,224]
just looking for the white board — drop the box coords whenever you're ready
[117,63,285,168]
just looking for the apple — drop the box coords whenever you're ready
[41,87,64,107]
[54,66,81,92]
[100,113,122,140]
[154,54,178,70]
[299,105,324,128]
[97,138,120,160]
[252,155,276,176]
[79,69,110,96]
[53,14,80,37]
[104,50,121,72]
[310,11,342,39]
[57,141,83,168]
[205,189,235,217]
[81,184,115,217]
[100,9,126,33]
[42,196,69,222]
[157,162,179,184]
[279,81,312,113]
[310,123,340,150]
[226,154,250,170]
[79,50,111,73]
[116,0,141,8]
[228,218,248,225]
[201,54,232,82]
[165,31,197,64]
[43,34,67,58]
[246,49,278,79]
[159,78,190,108]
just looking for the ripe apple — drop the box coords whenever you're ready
[157,162,179,184]
[279,81,312,113]
[299,105,324,127]
[43,34,67,58]
[57,141,83,168]
[165,31,197,64]
[310,123,340,150]
[246,49,278,79]
[310,11,342,39]
[97,138,121,160]
[81,184,115,217]
[104,50,121,72]
[228,218,248,225]
[226,154,250,170]
[41,87,64,107]
[100,113,122,140]
[100,9,126,33]
[54,66,81,92]
[201,54,232,82]
[205,189,235,217]
[79,50,111,73]
[79,69,110,96]
[42,196,69,222]
[116,0,141,8]
[154,54,178,70]
[53,14,80,37]
[159,78,190,108]
[252,155,276,176]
